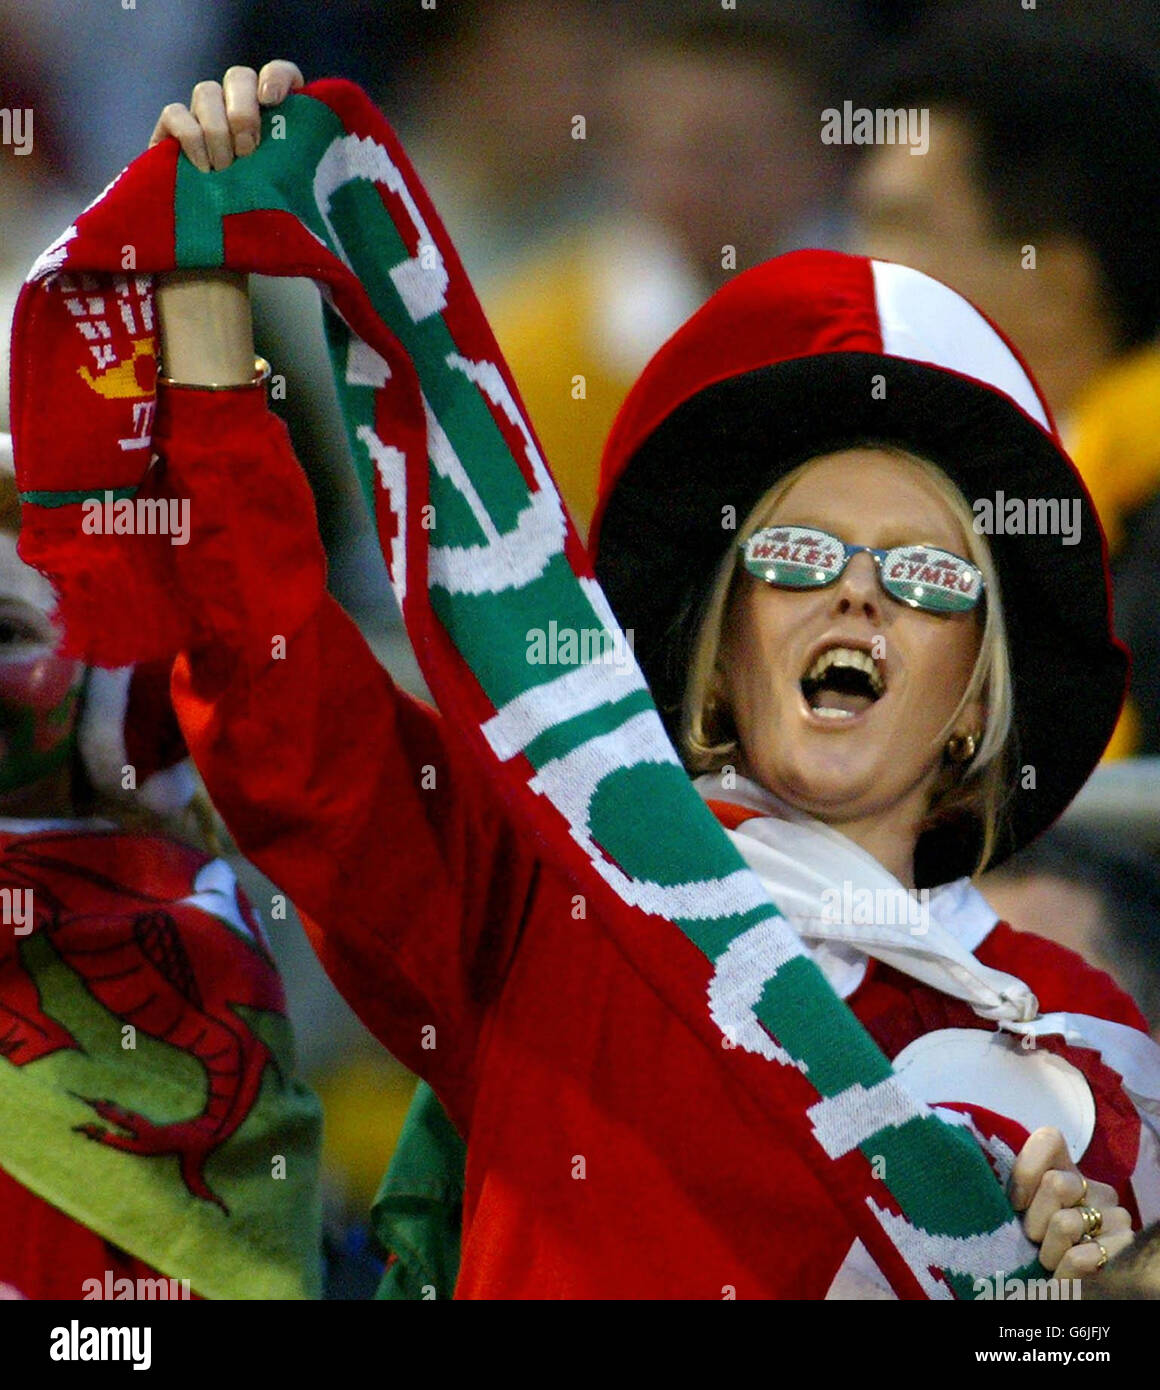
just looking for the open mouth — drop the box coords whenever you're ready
[800,645,886,721]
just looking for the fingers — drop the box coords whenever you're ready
[223,66,261,157]
[149,104,211,173]
[1054,1217,1135,1282]
[1039,1199,1130,1271]
[257,60,305,105]
[152,60,302,173]
[1025,1169,1118,1246]
[1007,1129,1137,1285]
[190,81,234,171]
[1009,1126,1074,1214]
[1025,1169,1119,1246]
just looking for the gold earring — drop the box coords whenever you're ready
[946,731,978,764]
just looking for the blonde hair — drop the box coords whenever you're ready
[682,445,1015,878]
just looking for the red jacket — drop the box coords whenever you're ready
[0,1166,177,1301]
[162,385,1150,1299]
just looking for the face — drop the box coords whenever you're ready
[850,113,1013,314]
[849,110,1110,413]
[612,50,832,271]
[0,529,83,797]
[721,449,985,839]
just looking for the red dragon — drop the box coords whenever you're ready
[0,828,286,1211]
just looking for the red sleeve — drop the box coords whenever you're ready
[976,921,1150,1032]
[0,1164,202,1300]
[159,385,535,1130]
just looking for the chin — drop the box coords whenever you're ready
[760,748,882,816]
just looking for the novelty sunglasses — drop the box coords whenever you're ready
[739,524,984,615]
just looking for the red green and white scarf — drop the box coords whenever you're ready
[10,79,1045,1298]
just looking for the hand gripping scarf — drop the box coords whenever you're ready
[10,79,1045,1299]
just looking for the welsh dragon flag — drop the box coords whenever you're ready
[9,80,1045,1298]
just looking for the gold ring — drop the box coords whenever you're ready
[1076,1175,1088,1205]
[1078,1205,1103,1238]
[1088,1240,1108,1273]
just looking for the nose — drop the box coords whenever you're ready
[829,551,883,621]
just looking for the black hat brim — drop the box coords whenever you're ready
[594,353,1128,886]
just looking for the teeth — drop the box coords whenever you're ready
[803,645,884,697]
[813,707,855,720]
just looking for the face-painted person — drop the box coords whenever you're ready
[18,59,1160,1300]
[0,526,85,813]
[0,435,323,1301]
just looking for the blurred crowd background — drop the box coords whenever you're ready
[4,0,1160,1295]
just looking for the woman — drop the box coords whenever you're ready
[25,60,1158,1299]
[0,431,323,1300]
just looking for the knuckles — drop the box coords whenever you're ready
[1043,1168,1074,1202]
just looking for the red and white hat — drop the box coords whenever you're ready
[591,250,1128,885]
[0,430,193,814]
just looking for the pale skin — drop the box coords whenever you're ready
[0,533,83,819]
[723,450,984,892]
[850,111,1120,421]
[148,60,1134,1283]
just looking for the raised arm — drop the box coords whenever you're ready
[151,65,535,1129]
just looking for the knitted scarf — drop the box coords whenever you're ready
[10,79,1044,1298]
